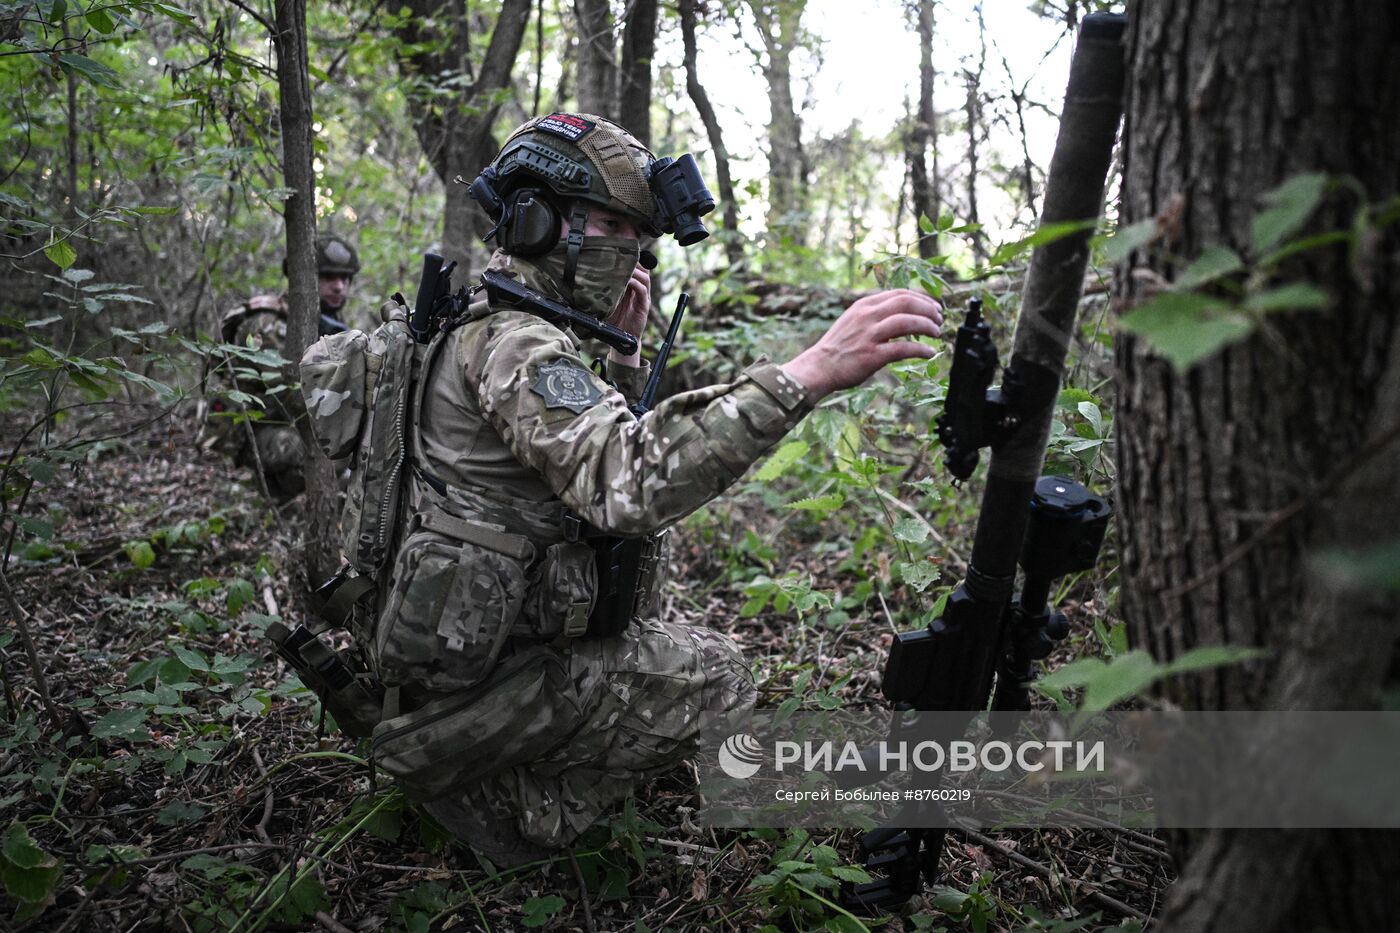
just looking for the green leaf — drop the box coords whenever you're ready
[918,213,936,234]
[3,824,48,869]
[1251,172,1329,254]
[90,707,149,739]
[44,237,76,270]
[225,578,255,615]
[156,801,207,826]
[172,645,211,672]
[15,515,54,540]
[152,3,197,25]
[85,7,116,32]
[892,516,930,544]
[1162,645,1266,676]
[989,219,1096,267]
[1242,283,1329,313]
[897,560,941,593]
[57,53,120,89]
[1119,292,1253,371]
[1076,401,1104,436]
[123,540,156,569]
[787,494,845,513]
[522,895,566,928]
[1174,246,1244,290]
[0,825,61,909]
[755,441,810,482]
[1101,218,1157,264]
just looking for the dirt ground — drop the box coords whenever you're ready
[0,408,1171,931]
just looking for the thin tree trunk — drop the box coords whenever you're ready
[617,0,657,144]
[962,3,987,263]
[907,0,940,259]
[679,0,743,267]
[574,0,616,116]
[272,0,337,586]
[394,0,532,286]
[748,0,807,248]
[1002,53,1038,221]
[1115,2,1400,929]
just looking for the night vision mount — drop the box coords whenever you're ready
[934,296,1055,482]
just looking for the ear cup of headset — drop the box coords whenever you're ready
[500,189,561,257]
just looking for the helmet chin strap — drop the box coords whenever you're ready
[562,202,590,304]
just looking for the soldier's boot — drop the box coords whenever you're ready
[421,789,559,870]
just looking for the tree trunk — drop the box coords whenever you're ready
[617,0,657,144]
[679,0,743,268]
[271,0,338,586]
[906,0,940,259]
[961,3,987,263]
[394,0,532,286]
[1114,2,1400,929]
[748,0,808,248]
[574,0,615,117]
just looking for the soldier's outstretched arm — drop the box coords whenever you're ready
[466,290,941,536]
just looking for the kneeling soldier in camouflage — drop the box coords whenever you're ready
[212,234,360,501]
[351,114,942,866]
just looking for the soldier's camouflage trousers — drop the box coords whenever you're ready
[399,617,756,867]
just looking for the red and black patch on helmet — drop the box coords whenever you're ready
[535,113,595,142]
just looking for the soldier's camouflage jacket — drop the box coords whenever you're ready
[302,250,816,859]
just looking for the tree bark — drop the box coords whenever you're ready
[394,0,532,286]
[271,0,338,586]
[574,0,616,116]
[1115,1,1400,929]
[748,0,808,248]
[679,0,743,268]
[617,0,657,144]
[906,0,940,259]
[961,3,987,263]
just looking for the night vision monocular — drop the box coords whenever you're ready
[648,154,715,246]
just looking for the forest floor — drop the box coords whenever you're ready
[1,409,1173,932]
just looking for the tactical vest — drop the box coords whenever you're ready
[285,295,666,753]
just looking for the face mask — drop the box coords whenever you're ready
[511,236,640,319]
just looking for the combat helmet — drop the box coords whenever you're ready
[468,112,716,260]
[316,234,360,278]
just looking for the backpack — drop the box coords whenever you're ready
[283,296,564,758]
[265,297,419,739]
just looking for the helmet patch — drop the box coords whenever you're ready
[536,113,595,143]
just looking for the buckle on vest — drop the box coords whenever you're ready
[563,512,583,543]
[563,599,590,638]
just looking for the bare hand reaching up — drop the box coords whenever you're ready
[780,290,944,399]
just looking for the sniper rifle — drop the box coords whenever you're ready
[843,11,1128,913]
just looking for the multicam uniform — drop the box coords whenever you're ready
[215,295,309,501]
[363,251,816,865]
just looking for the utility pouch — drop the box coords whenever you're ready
[374,517,534,693]
[267,621,383,739]
[522,540,597,640]
[587,529,669,637]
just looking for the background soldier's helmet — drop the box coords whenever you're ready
[316,234,361,277]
